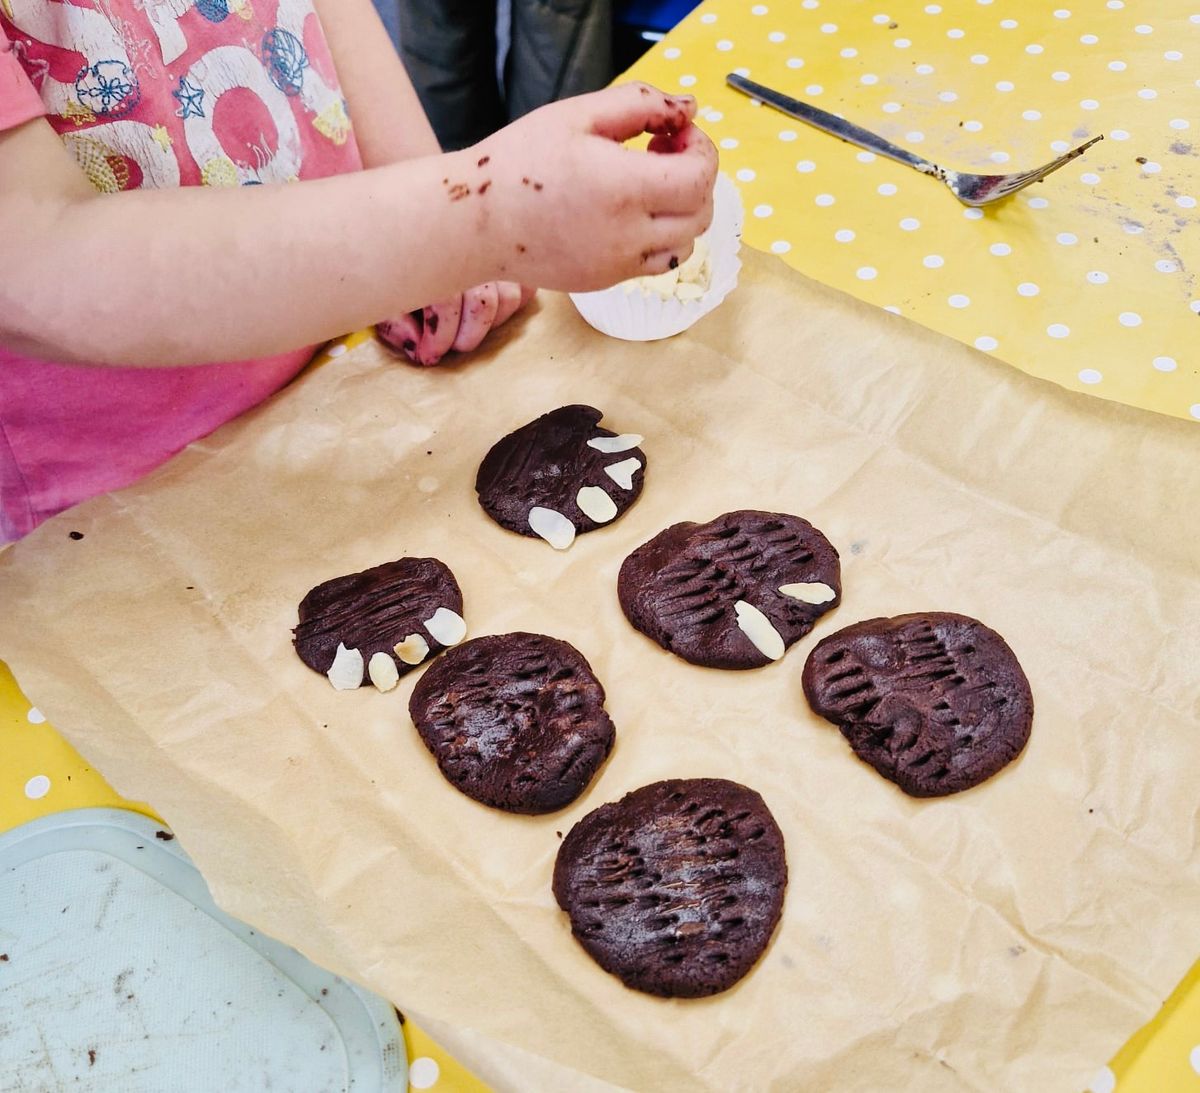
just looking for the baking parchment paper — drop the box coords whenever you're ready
[1,249,1197,1091]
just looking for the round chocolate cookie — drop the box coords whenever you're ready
[802,612,1033,797]
[553,778,787,998]
[293,558,464,686]
[409,633,615,814]
[617,510,841,670]
[475,405,647,549]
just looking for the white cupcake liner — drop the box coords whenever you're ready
[570,173,744,342]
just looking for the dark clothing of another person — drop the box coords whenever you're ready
[397,0,613,150]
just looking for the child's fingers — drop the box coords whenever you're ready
[639,241,696,277]
[631,126,718,216]
[642,204,712,262]
[412,297,462,365]
[585,82,697,143]
[376,313,423,359]
[492,280,526,326]
[453,283,500,353]
[647,187,715,242]
[646,121,714,157]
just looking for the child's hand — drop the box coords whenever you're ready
[471,82,719,292]
[377,281,535,366]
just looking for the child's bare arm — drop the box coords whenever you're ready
[0,85,714,368]
[315,0,442,165]
[317,0,531,365]
[0,118,488,367]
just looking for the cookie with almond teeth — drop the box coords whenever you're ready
[475,405,646,550]
[618,510,841,669]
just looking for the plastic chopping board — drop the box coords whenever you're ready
[0,808,406,1092]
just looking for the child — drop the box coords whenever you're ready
[0,0,715,543]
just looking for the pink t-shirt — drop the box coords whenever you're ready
[0,1,363,542]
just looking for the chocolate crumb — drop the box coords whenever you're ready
[522,176,530,185]
[478,180,491,194]
[321,987,329,996]
[0,953,8,961]
[155,830,174,842]
[533,181,543,191]
[556,830,563,839]
[1136,156,1147,164]
[640,86,650,95]
[1088,807,1094,813]
[516,243,526,253]
[393,1006,407,1025]
[185,585,194,590]
[442,178,448,185]
[669,255,679,269]
[69,531,84,540]
[426,450,432,455]
[889,20,898,28]
[88,1049,97,1066]
[477,155,490,167]
[448,182,470,201]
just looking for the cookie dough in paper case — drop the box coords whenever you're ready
[1,249,1198,1092]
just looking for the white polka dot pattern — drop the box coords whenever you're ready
[24,775,51,800]
[408,1057,441,1089]
[641,0,1200,420]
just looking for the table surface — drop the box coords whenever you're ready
[4,2,1200,1089]
[633,0,1200,425]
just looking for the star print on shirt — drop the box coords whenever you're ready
[172,76,205,119]
[150,124,173,151]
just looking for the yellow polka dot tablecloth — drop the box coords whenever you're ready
[626,0,1200,423]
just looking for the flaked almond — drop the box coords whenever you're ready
[734,600,785,662]
[424,606,467,646]
[586,434,643,454]
[576,485,618,523]
[779,582,837,605]
[528,506,576,549]
[326,642,364,690]
[603,457,641,491]
[368,651,400,692]
[393,633,430,665]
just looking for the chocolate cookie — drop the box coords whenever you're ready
[409,633,615,813]
[802,612,1033,797]
[293,558,465,690]
[617,510,841,670]
[475,405,647,549]
[553,778,787,998]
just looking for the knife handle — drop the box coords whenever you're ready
[726,73,937,176]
